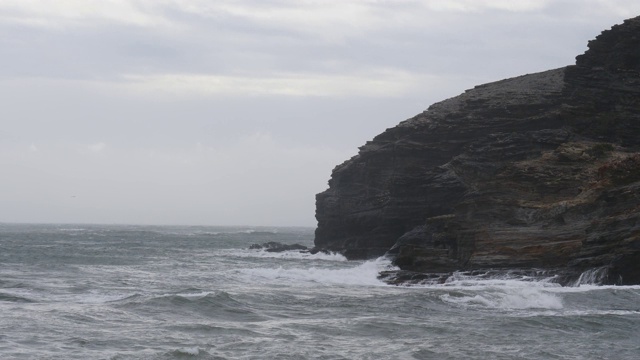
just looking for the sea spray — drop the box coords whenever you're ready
[572,266,613,286]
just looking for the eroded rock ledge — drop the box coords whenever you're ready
[314,16,640,285]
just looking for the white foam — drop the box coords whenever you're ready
[160,291,213,299]
[572,266,611,286]
[517,309,640,317]
[174,347,202,356]
[238,258,392,287]
[438,279,564,310]
[542,283,640,293]
[441,278,561,290]
[239,229,278,234]
[226,249,347,262]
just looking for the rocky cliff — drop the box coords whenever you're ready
[314,16,640,285]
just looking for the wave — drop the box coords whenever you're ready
[439,283,564,310]
[384,270,566,310]
[517,309,640,318]
[424,274,640,311]
[540,283,640,294]
[248,250,347,261]
[571,266,616,286]
[238,258,393,287]
[51,290,140,305]
[135,291,232,307]
[159,229,275,236]
[229,248,347,261]
[0,292,35,303]
[0,280,31,289]
[384,265,640,311]
[118,290,265,322]
[163,347,228,359]
[242,229,279,235]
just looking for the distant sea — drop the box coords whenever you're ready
[1,223,639,359]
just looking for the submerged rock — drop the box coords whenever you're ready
[314,16,640,285]
[249,242,308,252]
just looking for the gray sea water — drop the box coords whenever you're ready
[0,224,639,359]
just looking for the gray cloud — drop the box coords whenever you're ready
[1,0,640,226]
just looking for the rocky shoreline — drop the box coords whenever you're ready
[314,16,640,285]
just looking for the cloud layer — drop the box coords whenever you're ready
[2,1,640,225]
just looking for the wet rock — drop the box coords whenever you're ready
[378,270,451,286]
[249,242,308,252]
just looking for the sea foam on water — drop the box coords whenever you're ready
[1,224,639,359]
[238,257,393,287]
[439,282,564,310]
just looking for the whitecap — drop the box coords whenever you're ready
[516,309,640,318]
[438,279,564,310]
[169,347,209,357]
[542,283,640,293]
[238,257,394,287]
[178,347,200,355]
[224,249,347,262]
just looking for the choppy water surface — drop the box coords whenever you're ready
[1,224,639,359]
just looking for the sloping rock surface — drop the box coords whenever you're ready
[314,16,640,285]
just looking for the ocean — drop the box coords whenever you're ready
[0,224,639,359]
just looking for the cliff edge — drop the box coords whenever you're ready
[314,16,640,285]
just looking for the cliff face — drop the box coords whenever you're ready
[314,16,640,285]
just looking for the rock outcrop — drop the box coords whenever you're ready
[314,16,640,285]
[249,242,308,252]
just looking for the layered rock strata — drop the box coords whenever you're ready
[314,16,640,285]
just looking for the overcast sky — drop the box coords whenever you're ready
[1,1,639,227]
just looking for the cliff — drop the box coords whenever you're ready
[314,16,640,285]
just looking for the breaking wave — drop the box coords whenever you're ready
[225,248,347,261]
[439,280,564,310]
[0,292,35,303]
[238,258,393,287]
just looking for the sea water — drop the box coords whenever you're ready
[0,224,639,359]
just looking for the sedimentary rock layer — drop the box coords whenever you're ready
[314,16,640,285]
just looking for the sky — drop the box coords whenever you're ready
[1,1,640,227]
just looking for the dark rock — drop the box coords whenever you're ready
[249,242,308,252]
[314,16,640,285]
[378,270,451,286]
[309,247,333,255]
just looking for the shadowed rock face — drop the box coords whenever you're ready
[314,16,640,285]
